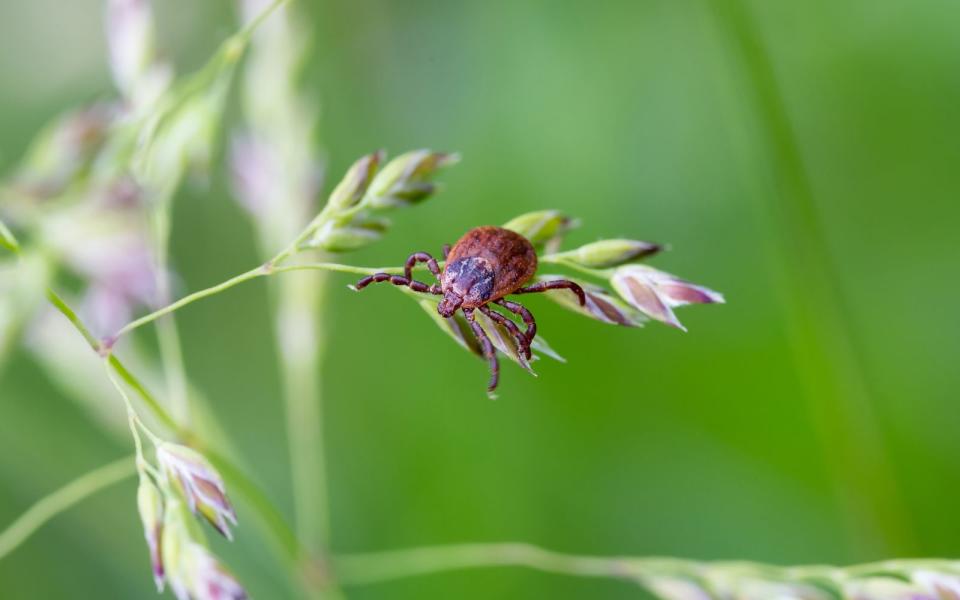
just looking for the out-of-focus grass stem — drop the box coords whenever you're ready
[271,272,337,600]
[0,457,136,561]
[114,260,411,338]
[152,240,191,425]
[236,1,341,592]
[333,542,957,591]
[707,0,914,555]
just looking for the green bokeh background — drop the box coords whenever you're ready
[1,0,959,598]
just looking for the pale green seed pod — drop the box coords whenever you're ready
[733,579,832,600]
[136,477,165,590]
[12,105,113,199]
[317,226,384,252]
[0,219,18,254]
[418,298,564,380]
[473,309,536,375]
[643,576,712,600]
[529,334,565,363]
[160,497,191,599]
[326,151,383,211]
[304,217,389,252]
[418,299,482,356]
[366,150,459,209]
[842,577,933,599]
[502,210,576,250]
[161,496,247,600]
[134,83,227,196]
[565,239,661,268]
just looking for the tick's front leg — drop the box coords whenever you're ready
[464,308,500,397]
[514,279,586,306]
[354,273,441,295]
[404,252,442,281]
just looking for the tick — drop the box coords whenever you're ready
[354,226,586,395]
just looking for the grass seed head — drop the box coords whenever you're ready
[136,476,165,591]
[157,443,237,540]
[611,265,724,332]
[566,239,662,268]
[502,210,576,251]
[366,150,459,209]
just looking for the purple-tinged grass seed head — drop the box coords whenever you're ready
[162,498,248,600]
[538,275,645,327]
[186,543,248,600]
[228,133,279,219]
[611,265,723,332]
[158,443,237,540]
[914,570,960,600]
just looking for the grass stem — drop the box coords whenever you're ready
[0,457,135,561]
[334,542,958,593]
[708,0,914,555]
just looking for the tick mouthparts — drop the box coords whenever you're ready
[437,293,463,318]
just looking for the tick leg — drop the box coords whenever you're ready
[479,305,531,361]
[441,244,451,260]
[404,252,442,281]
[464,308,500,396]
[354,273,441,295]
[496,299,537,344]
[514,279,587,306]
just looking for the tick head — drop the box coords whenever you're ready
[441,257,495,310]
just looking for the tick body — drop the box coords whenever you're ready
[355,226,586,396]
[438,226,538,316]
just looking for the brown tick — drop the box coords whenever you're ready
[355,226,586,395]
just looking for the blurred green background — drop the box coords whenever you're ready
[1,0,959,598]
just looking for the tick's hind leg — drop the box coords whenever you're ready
[479,305,531,361]
[464,308,500,396]
[514,279,587,306]
[354,272,441,295]
[404,252,442,281]
[442,244,451,260]
[495,298,537,344]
